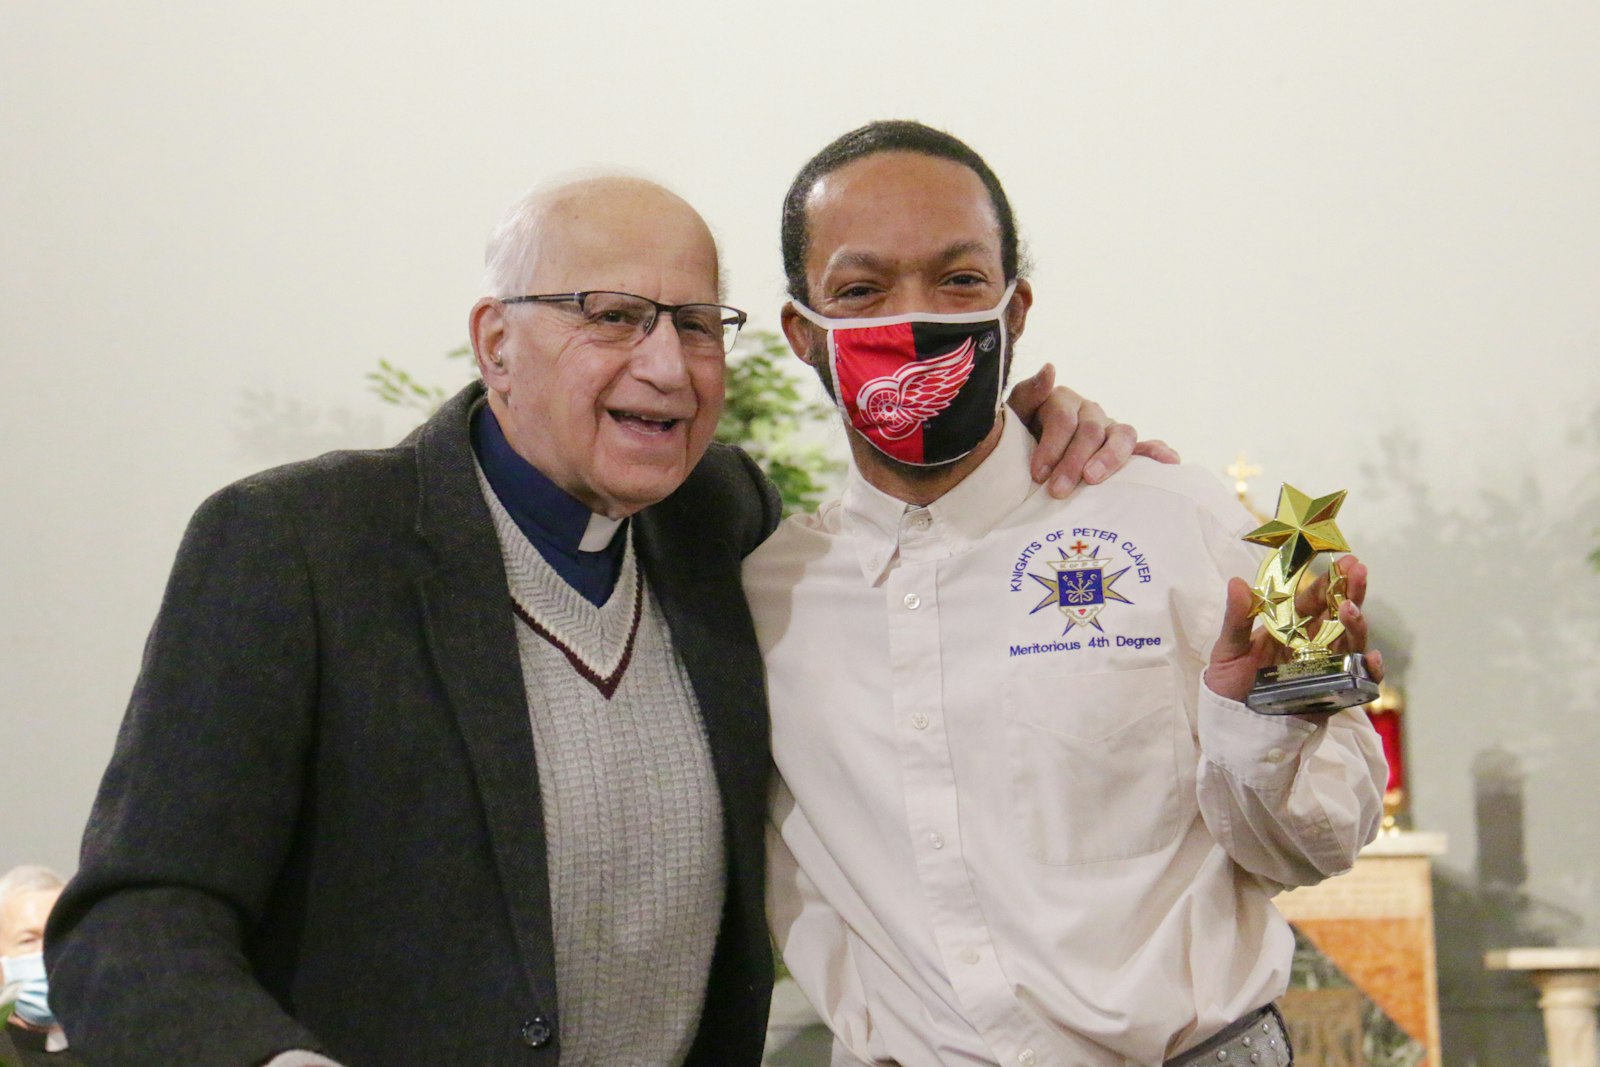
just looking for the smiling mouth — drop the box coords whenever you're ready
[610,410,684,434]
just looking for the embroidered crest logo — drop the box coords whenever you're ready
[1028,544,1134,634]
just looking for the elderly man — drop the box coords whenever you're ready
[1,866,81,1067]
[46,175,1144,1067]
[745,122,1388,1067]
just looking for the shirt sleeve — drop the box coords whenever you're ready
[1187,487,1388,888]
[1195,685,1387,886]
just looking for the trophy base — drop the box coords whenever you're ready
[1246,652,1380,716]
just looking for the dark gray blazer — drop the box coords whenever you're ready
[46,383,782,1067]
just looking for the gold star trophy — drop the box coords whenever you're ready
[1242,484,1379,715]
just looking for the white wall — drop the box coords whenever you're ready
[4,3,1598,934]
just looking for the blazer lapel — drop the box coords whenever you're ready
[634,513,770,916]
[412,384,559,1012]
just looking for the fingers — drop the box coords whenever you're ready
[1047,401,1110,496]
[1078,420,1138,488]
[1337,596,1368,653]
[1031,400,1084,484]
[1215,577,1259,662]
[1005,363,1056,435]
[1132,438,1181,465]
[1006,365,1078,484]
[1293,568,1330,620]
[1366,648,1385,685]
[1203,577,1265,703]
[1332,555,1375,658]
[1337,555,1369,609]
[1008,371,1143,496]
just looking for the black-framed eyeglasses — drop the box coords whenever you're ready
[501,291,748,356]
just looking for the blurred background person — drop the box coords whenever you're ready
[1,865,81,1066]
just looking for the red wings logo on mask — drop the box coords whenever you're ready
[853,336,977,441]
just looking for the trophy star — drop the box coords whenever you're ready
[1249,583,1294,619]
[1244,484,1351,576]
[1286,612,1319,644]
[1326,565,1349,612]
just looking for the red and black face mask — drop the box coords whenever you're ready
[792,283,1016,467]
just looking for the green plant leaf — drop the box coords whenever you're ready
[716,330,843,514]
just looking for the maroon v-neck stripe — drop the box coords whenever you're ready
[510,577,643,700]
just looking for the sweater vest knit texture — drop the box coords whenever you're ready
[480,471,725,1065]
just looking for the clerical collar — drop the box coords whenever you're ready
[471,403,625,605]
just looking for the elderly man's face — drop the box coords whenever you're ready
[0,887,59,958]
[474,183,725,518]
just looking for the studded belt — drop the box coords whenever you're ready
[1163,1004,1293,1067]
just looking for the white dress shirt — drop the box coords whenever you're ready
[743,415,1385,1067]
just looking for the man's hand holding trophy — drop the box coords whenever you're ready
[1206,484,1384,717]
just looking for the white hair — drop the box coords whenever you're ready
[0,865,65,913]
[482,167,660,298]
[480,169,725,299]
[481,183,554,298]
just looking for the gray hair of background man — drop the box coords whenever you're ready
[0,866,64,913]
[480,173,726,299]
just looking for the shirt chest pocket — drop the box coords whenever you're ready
[1005,663,1190,866]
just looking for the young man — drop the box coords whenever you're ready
[746,122,1387,1067]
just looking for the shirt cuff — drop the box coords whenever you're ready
[262,1052,345,1067]
[1197,681,1319,787]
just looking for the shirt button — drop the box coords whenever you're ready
[929,832,945,849]
[903,593,921,610]
[1019,1051,1038,1066]
[914,512,932,529]
[959,948,979,965]
[520,1015,553,1048]
[911,712,929,730]
[1265,747,1286,763]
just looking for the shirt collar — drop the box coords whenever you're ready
[5,1023,69,1053]
[471,403,623,554]
[841,413,1042,584]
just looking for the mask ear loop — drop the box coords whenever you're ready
[791,279,1020,428]
[974,282,1018,427]
[789,281,1018,331]
[989,312,1010,423]
[784,299,861,426]
[818,301,1017,469]
[824,324,849,429]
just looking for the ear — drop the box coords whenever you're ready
[469,297,512,394]
[780,301,820,364]
[1005,278,1034,342]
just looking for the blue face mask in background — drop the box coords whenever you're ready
[2,951,58,1029]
